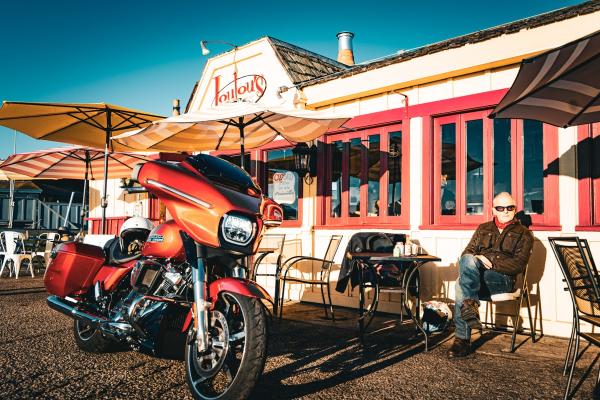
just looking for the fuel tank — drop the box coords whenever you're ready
[141,220,186,261]
[134,154,264,254]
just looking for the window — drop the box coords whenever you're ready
[577,123,600,229]
[265,148,300,222]
[431,110,558,227]
[323,124,409,227]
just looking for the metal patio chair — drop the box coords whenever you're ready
[549,236,600,400]
[250,234,286,315]
[278,235,343,321]
[483,262,538,352]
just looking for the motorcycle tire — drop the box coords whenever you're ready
[72,320,116,353]
[185,292,267,400]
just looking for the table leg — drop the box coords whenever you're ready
[358,261,365,341]
[404,262,428,351]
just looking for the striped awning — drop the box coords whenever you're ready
[0,102,165,151]
[112,102,350,152]
[490,29,600,127]
[0,146,153,180]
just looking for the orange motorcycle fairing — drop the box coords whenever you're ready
[136,160,263,254]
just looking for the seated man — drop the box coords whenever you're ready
[448,192,534,358]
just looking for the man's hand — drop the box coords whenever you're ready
[475,255,493,269]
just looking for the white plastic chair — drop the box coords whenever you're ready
[0,231,33,279]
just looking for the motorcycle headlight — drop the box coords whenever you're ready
[221,214,256,246]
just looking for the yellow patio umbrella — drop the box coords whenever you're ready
[0,101,165,233]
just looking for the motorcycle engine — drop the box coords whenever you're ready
[108,258,190,348]
[130,258,190,300]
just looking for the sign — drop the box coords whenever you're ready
[213,72,267,106]
[272,171,296,205]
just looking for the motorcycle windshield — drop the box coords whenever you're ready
[185,154,261,196]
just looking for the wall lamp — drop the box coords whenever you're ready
[200,40,239,56]
[292,142,318,184]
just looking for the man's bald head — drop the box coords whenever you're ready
[493,192,515,207]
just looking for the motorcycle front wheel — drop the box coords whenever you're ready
[185,291,267,400]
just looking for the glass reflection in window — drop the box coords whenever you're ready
[441,123,457,215]
[494,119,512,196]
[523,120,544,214]
[349,138,362,217]
[266,148,298,220]
[388,131,402,216]
[466,119,483,215]
[367,135,380,216]
[330,141,343,218]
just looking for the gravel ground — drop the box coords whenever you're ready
[1,276,598,399]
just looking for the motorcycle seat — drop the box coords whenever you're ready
[103,237,142,266]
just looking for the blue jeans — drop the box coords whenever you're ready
[454,254,515,340]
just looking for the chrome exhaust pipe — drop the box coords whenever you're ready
[47,295,106,328]
[47,295,132,337]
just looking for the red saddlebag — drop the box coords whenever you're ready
[44,242,105,297]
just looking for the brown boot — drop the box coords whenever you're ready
[447,337,471,359]
[461,299,482,331]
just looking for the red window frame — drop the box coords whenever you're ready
[259,141,303,228]
[425,110,559,230]
[433,110,493,225]
[577,123,600,231]
[320,123,410,228]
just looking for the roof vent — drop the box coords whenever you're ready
[337,31,355,66]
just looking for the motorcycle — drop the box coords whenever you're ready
[44,153,283,400]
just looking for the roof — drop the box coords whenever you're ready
[298,0,600,88]
[267,37,349,85]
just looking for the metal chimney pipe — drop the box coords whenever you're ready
[172,99,180,116]
[337,31,355,66]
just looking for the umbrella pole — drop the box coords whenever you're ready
[101,111,111,234]
[7,178,14,229]
[81,152,89,233]
[239,122,245,172]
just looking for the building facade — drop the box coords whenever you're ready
[91,2,600,337]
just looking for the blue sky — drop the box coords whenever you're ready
[0,0,584,158]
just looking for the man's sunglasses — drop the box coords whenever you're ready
[494,205,516,212]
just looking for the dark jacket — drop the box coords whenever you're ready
[462,220,534,276]
[336,232,406,293]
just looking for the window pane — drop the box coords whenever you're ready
[523,120,544,214]
[441,123,457,215]
[388,131,402,216]
[367,135,380,216]
[494,119,512,196]
[266,148,298,220]
[330,141,343,218]
[349,137,362,217]
[466,119,484,215]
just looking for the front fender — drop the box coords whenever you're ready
[181,278,272,332]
